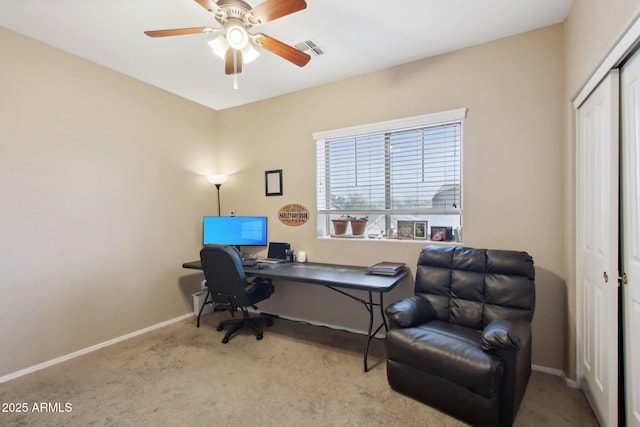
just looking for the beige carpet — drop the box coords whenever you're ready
[0,313,598,426]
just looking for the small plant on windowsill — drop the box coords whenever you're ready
[331,216,350,235]
[331,215,369,237]
[349,216,369,236]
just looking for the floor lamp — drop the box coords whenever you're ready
[206,174,228,216]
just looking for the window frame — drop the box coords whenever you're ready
[313,108,466,239]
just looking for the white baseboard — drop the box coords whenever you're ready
[254,306,394,338]
[531,364,580,388]
[561,372,581,389]
[257,310,383,338]
[532,364,562,376]
[0,313,193,384]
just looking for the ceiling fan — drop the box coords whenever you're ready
[144,0,311,77]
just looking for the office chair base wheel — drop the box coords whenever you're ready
[221,337,229,344]
[216,325,224,331]
[256,334,263,340]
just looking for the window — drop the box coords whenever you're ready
[314,109,466,239]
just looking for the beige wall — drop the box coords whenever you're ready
[1,22,568,377]
[565,0,640,99]
[563,0,640,379]
[0,28,218,377]
[214,25,566,370]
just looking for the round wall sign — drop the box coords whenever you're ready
[278,204,310,226]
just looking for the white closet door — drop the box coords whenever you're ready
[576,69,619,427]
[622,50,640,427]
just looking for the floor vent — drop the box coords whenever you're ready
[294,39,325,56]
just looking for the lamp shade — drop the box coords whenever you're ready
[208,36,229,59]
[207,174,228,185]
[242,43,260,63]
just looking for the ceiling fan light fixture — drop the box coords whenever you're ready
[226,22,248,50]
[146,0,310,78]
[208,35,229,59]
[242,43,260,64]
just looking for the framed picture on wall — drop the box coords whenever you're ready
[265,169,283,196]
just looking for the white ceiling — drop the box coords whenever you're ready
[0,0,573,111]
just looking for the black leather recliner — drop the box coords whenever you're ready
[384,246,535,426]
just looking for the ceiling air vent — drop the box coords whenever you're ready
[294,39,325,56]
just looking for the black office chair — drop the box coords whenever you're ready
[198,244,275,343]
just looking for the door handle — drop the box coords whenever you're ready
[623,272,628,285]
[603,271,609,283]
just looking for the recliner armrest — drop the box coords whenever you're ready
[481,319,531,352]
[385,296,436,328]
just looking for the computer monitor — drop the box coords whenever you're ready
[203,216,267,247]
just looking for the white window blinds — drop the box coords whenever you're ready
[315,109,465,217]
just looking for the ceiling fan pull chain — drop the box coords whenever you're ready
[233,52,239,90]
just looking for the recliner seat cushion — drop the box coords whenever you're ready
[385,320,503,399]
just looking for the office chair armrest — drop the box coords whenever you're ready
[385,296,436,328]
[481,319,531,352]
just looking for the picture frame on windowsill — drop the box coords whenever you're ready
[430,226,454,242]
[414,221,428,239]
[397,221,414,239]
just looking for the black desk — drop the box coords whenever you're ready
[182,260,408,372]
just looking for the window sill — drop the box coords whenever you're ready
[318,236,462,245]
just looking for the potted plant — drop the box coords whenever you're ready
[349,216,368,236]
[331,216,349,235]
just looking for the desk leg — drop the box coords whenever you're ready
[326,286,386,373]
[364,290,374,372]
[363,291,390,372]
[379,292,388,332]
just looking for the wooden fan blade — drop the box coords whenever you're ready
[255,34,310,67]
[194,0,224,16]
[225,49,243,75]
[249,0,306,24]
[144,27,217,38]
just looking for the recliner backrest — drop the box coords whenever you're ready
[200,244,252,307]
[415,246,535,329]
